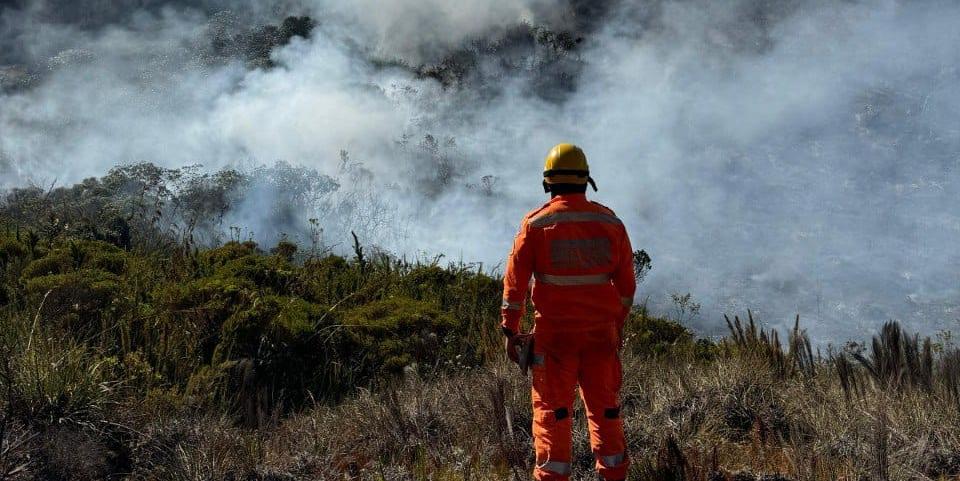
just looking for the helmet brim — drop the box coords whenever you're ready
[543,174,589,184]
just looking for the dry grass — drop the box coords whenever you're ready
[87,333,956,481]
[3,317,960,480]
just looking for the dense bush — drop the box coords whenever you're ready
[342,297,456,376]
[0,212,510,424]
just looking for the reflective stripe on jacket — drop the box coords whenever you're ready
[501,193,636,333]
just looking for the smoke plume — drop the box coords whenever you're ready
[2,0,959,343]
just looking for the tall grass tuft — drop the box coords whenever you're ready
[0,312,118,426]
[850,321,933,393]
[832,351,862,401]
[724,312,816,379]
[940,347,960,410]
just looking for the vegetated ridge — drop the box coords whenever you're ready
[0,169,959,480]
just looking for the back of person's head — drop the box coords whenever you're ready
[542,143,597,195]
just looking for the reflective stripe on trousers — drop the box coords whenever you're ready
[538,460,572,476]
[600,452,626,468]
[535,272,612,286]
[502,299,522,310]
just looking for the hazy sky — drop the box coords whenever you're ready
[2,0,959,343]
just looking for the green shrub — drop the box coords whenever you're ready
[202,241,260,267]
[20,240,127,282]
[402,265,457,300]
[306,254,349,273]
[21,248,72,278]
[0,236,31,304]
[0,236,29,265]
[213,295,320,363]
[185,295,335,417]
[342,297,458,377]
[24,269,123,344]
[297,254,363,305]
[214,254,295,294]
[622,312,716,359]
[86,248,127,275]
[153,276,254,380]
[270,239,298,260]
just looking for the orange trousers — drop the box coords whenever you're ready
[530,327,628,481]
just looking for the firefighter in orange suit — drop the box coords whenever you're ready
[502,143,636,481]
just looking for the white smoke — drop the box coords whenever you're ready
[311,0,561,63]
[2,0,960,343]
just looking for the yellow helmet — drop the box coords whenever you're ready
[543,143,596,191]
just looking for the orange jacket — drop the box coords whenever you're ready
[502,193,636,334]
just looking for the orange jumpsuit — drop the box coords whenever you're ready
[502,193,636,481]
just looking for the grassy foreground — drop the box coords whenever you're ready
[1,242,958,481]
[1,179,960,479]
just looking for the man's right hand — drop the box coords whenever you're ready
[505,335,521,364]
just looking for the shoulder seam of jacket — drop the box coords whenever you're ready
[524,202,552,221]
[590,200,617,216]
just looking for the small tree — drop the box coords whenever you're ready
[670,292,701,324]
[633,249,652,285]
